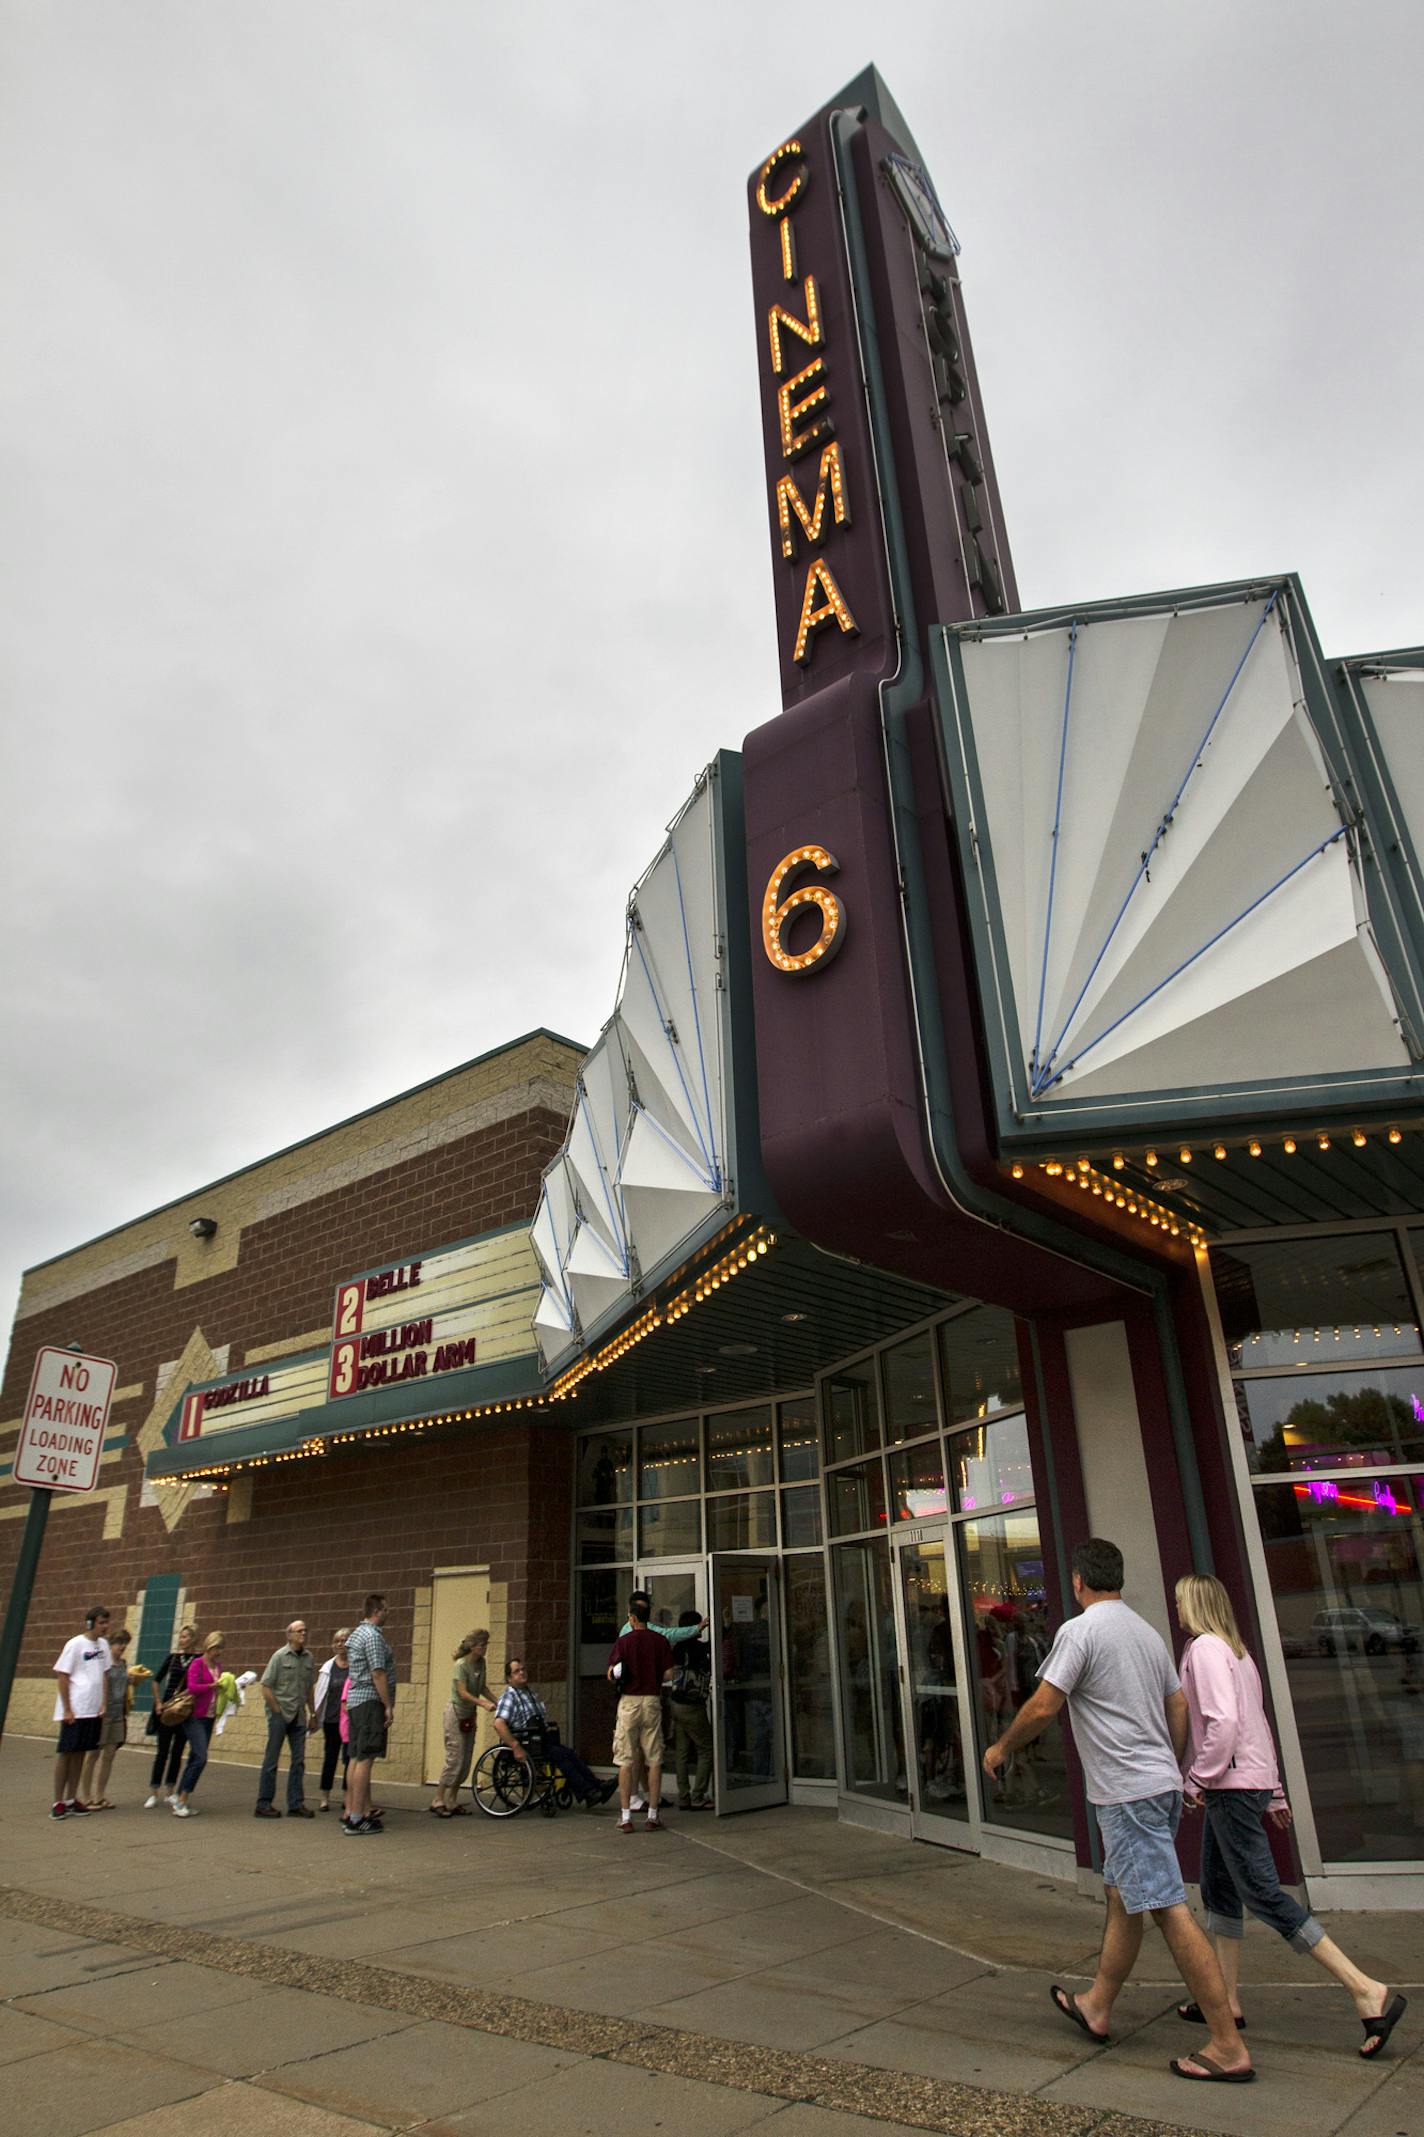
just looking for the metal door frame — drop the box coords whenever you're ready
[889,1520,981,1852]
[709,1552,788,1815]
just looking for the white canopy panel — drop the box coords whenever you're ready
[957,593,1410,1103]
[529,771,730,1372]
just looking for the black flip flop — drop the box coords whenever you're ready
[1176,2001,1246,2029]
[1171,2053,1255,2083]
[1050,1984,1110,2043]
[1360,1992,1407,2059]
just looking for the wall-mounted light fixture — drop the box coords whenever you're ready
[188,1217,218,1240]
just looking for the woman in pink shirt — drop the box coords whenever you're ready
[172,1630,224,1819]
[1176,1575,1405,2058]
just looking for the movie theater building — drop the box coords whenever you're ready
[4,70,1422,1911]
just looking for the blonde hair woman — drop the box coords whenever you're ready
[1175,1575,1406,2059]
[431,1629,494,1815]
[173,1631,224,1818]
[313,1628,351,1813]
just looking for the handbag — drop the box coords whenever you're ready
[157,1689,194,1727]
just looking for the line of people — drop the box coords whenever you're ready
[983,1536,1409,2081]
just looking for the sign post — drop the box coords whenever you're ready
[0,1346,117,1742]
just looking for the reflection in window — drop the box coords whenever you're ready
[1255,1473,1424,1862]
[638,1418,701,1500]
[888,1441,948,1521]
[1235,1365,1424,1476]
[831,1537,904,1801]
[782,1485,822,1548]
[826,1360,881,1464]
[577,1432,632,1505]
[576,1504,634,1564]
[708,1406,774,1489]
[639,1499,702,1557]
[778,1397,820,1482]
[786,1556,835,1777]
[884,1331,939,1445]
[939,1307,1023,1426]
[953,1413,1034,1512]
[1212,1235,1421,1370]
[827,1457,887,1537]
[706,1490,776,1551]
[959,1512,1070,1841]
[574,1570,623,1765]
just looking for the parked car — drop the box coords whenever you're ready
[1314,1607,1419,1657]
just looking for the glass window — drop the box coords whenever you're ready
[1212,1234,1421,1368]
[576,1503,634,1564]
[778,1397,819,1482]
[888,1442,948,1522]
[573,1569,623,1766]
[785,1556,835,1778]
[952,1413,1034,1512]
[782,1485,823,1548]
[959,1511,1070,1841]
[830,1538,904,1801]
[577,1431,631,1505]
[827,1456,887,1537]
[638,1418,701,1500]
[639,1499,702,1557]
[1235,1363,1424,1476]
[825,1359,881,1463]
[883,1331,939,1445]
[707,1405,774,1489]
[939,1306,1023,1426]
[706,1491,777,1551]
[1254,1472,1424,1862]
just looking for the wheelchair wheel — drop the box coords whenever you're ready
[471,1743,534,1817]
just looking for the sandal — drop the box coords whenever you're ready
[1360,1993,1407,2059]
[1050,1984,1109,2043]
[1177,2001,1246,2029]
[1171,2053,1255,2083]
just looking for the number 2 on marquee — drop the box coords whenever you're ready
[762,844,846,976]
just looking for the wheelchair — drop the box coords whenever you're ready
[470,1724,579,1819]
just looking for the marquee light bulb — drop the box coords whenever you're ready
[1284,1137,1297,1154]
[1179,1148,1193,1165]
[1352,1130,1367,1147]
[1248,1140,1262,1157]
[1213,1145,1226,1161]
[1388,1126,1402,1144]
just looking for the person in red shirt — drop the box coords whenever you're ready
[606,1597,674,1832]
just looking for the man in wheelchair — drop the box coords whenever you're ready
[491,1658,617,1810]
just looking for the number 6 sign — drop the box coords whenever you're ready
[762,844,846,976]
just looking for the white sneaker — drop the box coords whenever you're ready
[629,1792,646,1811]
[165,1793,179,1806]
[172,1804,197,1817]
[143,1795,158,1809]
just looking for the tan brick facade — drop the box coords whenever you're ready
[0,1032,580,1785]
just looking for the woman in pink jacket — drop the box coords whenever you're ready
[1176,1575,1406,2058]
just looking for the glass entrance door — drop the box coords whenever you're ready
[710,1554,787,1813]
[636,1559,705,1640]
[891,1526,977,1847]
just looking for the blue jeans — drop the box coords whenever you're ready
[1200,1788,1324,1954]
[178,1715,213,1796]
[257,1711,308,1810]
[1095,1790,1186,1914]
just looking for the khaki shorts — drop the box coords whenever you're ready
[612,1694,664,1768]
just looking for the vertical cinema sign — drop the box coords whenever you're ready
[757,140,856,669]
[749,119,894,708]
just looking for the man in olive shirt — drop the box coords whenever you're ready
[255,1619,317,1818]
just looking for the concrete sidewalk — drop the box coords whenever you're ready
[0,1736,1418,2137]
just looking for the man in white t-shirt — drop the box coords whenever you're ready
[982,1540,1253,2088]
[51,1605,112,1820]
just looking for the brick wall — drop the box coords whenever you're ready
[0,1034,581,1783]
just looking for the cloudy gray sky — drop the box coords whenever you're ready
[2,0,1419,1362]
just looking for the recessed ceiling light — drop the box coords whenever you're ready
[781,1312,809,1324]
[718,1342,758,1358]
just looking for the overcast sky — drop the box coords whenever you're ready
[2,0,1420,1366]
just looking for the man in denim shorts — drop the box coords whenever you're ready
[983,1539,1254,2086]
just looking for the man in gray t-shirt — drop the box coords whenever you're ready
[982,1539,1253,2086]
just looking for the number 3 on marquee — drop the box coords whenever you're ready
[762,844,846,976]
